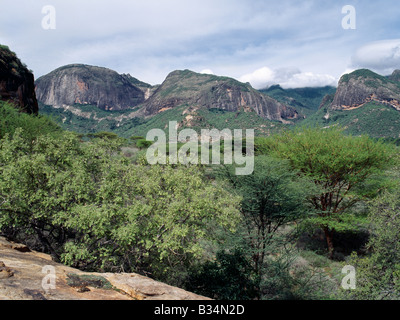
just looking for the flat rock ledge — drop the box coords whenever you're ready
[0,237,210,301]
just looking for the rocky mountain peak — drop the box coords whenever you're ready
[329,69,400,112]
[139,69,298,123]
[35,64,146,111]
[388,69,400,82]
[0,45,38,114]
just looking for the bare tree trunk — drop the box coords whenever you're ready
[323,227,335,259]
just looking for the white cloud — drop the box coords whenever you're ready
[239,66,337,89]
[2,1,400,86]
[279,72,337,89]
[200,69,215,75]
[239,67,275,88]
[351,39,400,75]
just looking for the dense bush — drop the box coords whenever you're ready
[0,101,61,140]
[341,189,400,300]
[0,126,241,280]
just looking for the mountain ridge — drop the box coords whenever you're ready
[36,65,299,124]
[137,69,298,123]
[34,61,400,140]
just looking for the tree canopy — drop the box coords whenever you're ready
[257,127,396,257]
[0,128,241,278]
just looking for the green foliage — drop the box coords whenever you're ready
[340,190,400,300]
[0,101,61,140]
[0,45,30,75]
[0,129,241,279]
[134,139,154,149]
[218,156,312,269]
[186,248,258,300]
[302,102,400,139]
[186,155,326,300]
[261,85,336,117]
[195,108,285,136]
[39,103,145,137]
[130,136,145,141]
[262,126,396,256]
[87,131,120,140]
[259,245,336,300]
[115,105,187,138]
[66,273,114,290]
[340,69,393,85]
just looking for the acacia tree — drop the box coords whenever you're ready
[219,156,311,274]
[266,127,395,258]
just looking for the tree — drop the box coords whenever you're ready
[218,156,312,275]
[341,189,400,300]
[186,248,258,300]
[265,127,395,257]
[0,129,92,258]
[135,139,153,149]
[0,128,241,281]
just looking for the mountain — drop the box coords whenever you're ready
[0,45,38,114]
[330,69,400,111]
[138,69,298,123]
[36,62,400,140]
[38,66,299,137]
[302,69,400,139]
[388,69,400,82]
[35,64,148,111]
[37,66,298,122]
[260,85,337,118]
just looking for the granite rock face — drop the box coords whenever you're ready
[35,64,146,111]
[0,45,39,114]
[0,237,210,301]
[35,65,298,123]
[330,69,400,111]
[140,70,298,123]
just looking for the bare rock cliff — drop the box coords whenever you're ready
[140,70,298,123]
[330,69,400,111]
[0,45,38,114]
[35,64,146,111]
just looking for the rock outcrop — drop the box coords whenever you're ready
[330,69,400,111]
[35,64,146,111]
[0,237,210,300]
[388,69,400,82]
[36,66,298,124]
[0,45,39,114]
[140,70,298,123]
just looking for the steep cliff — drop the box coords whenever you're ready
[301,69,400,139]
[35,64,146,111]
[0,45,38,114]
[330,69,400,111]
[140,70,298,123]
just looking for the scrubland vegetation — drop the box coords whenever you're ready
[1,100,399,300]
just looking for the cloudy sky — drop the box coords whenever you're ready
[1,0,400,89]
